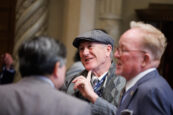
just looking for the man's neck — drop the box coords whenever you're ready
[92,61,111,77]
[126,68,156,91]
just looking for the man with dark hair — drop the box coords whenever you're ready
[0,36,91,115]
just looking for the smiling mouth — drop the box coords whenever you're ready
[85,58,93,62]
[116,60,121,66]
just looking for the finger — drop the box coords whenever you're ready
[86,70,92,81]
[72,76,84,83]
[73,79,84,90]
[72,78,78,83]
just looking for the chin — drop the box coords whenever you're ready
[84,64,94,70]
[85,67,92,71]
[115,70,122,76]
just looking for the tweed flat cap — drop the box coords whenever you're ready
[73,30,114,48]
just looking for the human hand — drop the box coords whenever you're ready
[72,71,98,103]
[2,53,14,69]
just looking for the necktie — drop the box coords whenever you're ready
[91,73,107,96]
[120,89,130,105]
[92,77,103,96]
[117,86,135,115]
[92,77,99,87]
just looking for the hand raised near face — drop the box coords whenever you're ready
[1,53,14,69]
[72,71,98,103]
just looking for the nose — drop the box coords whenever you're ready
[82,48,90,56]
[114,50,120,58]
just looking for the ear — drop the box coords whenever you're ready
[106,44,112,56]
[53,62,60,79]
[141,53,150,67]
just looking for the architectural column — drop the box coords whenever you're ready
[14,0,49,81]
[95,0,122,44]
[61,0,81,68]
[79,0,96,34]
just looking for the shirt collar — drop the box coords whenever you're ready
[37,76,55,88]
[125,68,156,92]
[92,71,108,81]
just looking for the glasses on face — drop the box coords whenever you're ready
[115,46,146,55]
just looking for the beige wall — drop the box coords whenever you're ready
[48,0,64,39]
[48,0,81,68]
[62,0,81,68]
[95,0,123,45]
[79,0,96,34]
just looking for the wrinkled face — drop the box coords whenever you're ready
[114,29,145,81]
[79,41,110,71]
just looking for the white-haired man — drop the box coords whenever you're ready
[115,21,173,115]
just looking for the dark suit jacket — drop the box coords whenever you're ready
[0,66,15,84]
[0,76,91,115]
[117,70,173,115]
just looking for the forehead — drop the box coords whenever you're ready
[119,29,143,48]
[79,41,103,47]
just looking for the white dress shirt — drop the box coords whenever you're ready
[125,68,156,92]
[92,71,108,87]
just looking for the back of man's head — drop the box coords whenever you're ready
[18,36,66,77]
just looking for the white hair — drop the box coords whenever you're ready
[130,21,167,60]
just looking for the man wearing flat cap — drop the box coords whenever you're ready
[65,30,126,114]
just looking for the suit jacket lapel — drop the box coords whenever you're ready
[136,70,158,86]
[116,84,137,115]
[122,84,138,108]
[120,70,158,110]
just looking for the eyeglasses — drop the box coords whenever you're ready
[115,46,146,55]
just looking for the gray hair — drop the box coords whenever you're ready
[130,21,167,60]
[18,36,66,77]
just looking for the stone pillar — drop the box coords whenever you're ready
[14,0,49,81]
[96,0,122,45]
[62,0,81,68]
[79,0,96,34]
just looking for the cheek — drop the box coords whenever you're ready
[80,57,85,64]
[116,56,133,73]
[59,66,66,81]
[120,56,130,68]
[84,62,96,70]
[62,67,66,79]
[121,56,142,79]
